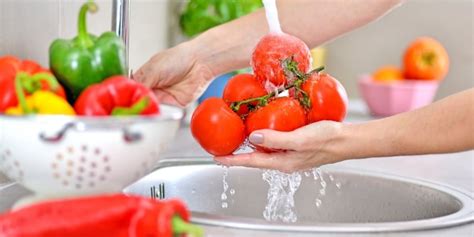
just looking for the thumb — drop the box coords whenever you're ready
[249,129,300,150]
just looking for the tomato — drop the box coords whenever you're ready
[222,73,267,115]
[403,37,449,80]
[245,97,306,150]
[301,73,348,123]
[191,97,246,156]
[251,33,311,89]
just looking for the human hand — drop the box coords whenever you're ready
[214,121,347,173]
[133,42,216,107]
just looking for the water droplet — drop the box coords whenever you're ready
[336,182,342,189]
[221,202,228,209]
[191,189,196,194]
[315,198,322,208]
[329,175,334,181]
[230,188,235,195]
[304,171,310,177]
[319,188,326,196]
[221,193,227,200]
[321,181,327,188]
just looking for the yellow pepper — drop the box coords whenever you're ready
[6,91,75,115]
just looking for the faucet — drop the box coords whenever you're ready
[112,0,130,74]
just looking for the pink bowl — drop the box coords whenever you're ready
[358,75,440,117]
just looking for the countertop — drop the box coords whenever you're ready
[0,100,473,236]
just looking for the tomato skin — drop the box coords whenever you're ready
[245,97,306,150]
[301,73,348,123]
[252,33,311,89]
[191,97,246,156]
[403,37,449,80]
[222,73,267,115]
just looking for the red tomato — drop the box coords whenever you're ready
[301,73,348,123]
[222,73,267,115]
[252,33,311,89]
[403,37,449,80]
[245,97,306,150]
[191,97,246,156]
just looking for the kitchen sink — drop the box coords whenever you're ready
[125,158,474,233]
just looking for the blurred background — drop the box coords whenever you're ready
[0,0,472,101]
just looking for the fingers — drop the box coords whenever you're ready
[215,151,309,173]
[152,89,184,107]
[248,129,302,151]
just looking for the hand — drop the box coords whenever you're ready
[133,42,216,107]
[214,121,347,173]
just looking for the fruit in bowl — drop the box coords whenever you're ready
[359,37,449,117]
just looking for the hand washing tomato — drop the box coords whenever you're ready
[245,97,306,150]
[222,73,267,115]
[191,97,246,156]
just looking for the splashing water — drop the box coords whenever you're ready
[262,170,302,223]
[221,167,229,209]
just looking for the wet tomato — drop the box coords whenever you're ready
[245,97,306,150]
[251,33,311,89]
[301,73,348,123]
[191,97,245,156]
[222,73,267,115]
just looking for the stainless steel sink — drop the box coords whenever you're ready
[125,158,474,233]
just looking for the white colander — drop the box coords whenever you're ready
[0,105,183,207]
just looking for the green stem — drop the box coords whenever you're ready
[111,97,150,116]
[171,216,203,237]
[230,65,325,112]
[14,72,32,114]
[77,1,97,48]
[22,73,60,94]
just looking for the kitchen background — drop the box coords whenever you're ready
[0,0,472,101]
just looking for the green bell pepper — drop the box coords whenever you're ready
[49,1,126,100]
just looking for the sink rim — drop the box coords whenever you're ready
[151,158,474,233]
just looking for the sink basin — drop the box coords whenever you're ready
[125,158,474,233]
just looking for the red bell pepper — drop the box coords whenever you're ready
[0,194,203,237]
[0,56,66,112]
[74,76,160,116]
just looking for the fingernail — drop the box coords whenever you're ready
[249,133,264,144]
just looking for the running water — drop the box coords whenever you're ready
[262,0,283,34]
[221,167,229,209]
[262,170,302,223]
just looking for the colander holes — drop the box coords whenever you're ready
[81,145,88,152]
[75,184,82,189]
[89,171,96,178]
[102,156,109,162]
[78,167,85,173]
[88,182,95,187]
[104,166,111,172]
[56,153,63,161]
[67,160,74,167]
[66,170,73,176]
[90,162,97,168]
[99,175,106,181]
[54,173,60,179]
[77,176,83,181]
[51,163,58,169]
[67,147,74,154]
[5,149,11,156]
[80,157,87,163]
[13,160,19,167]
[62,180,69,186]
[94,148,101,155]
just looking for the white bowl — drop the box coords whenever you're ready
[0,105,183,207]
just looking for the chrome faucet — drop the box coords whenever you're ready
[112,0,130,73]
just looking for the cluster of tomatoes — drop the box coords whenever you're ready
[191,33,348,156]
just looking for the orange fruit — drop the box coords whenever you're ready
[403,37,449,80]
[373,66,403,82]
